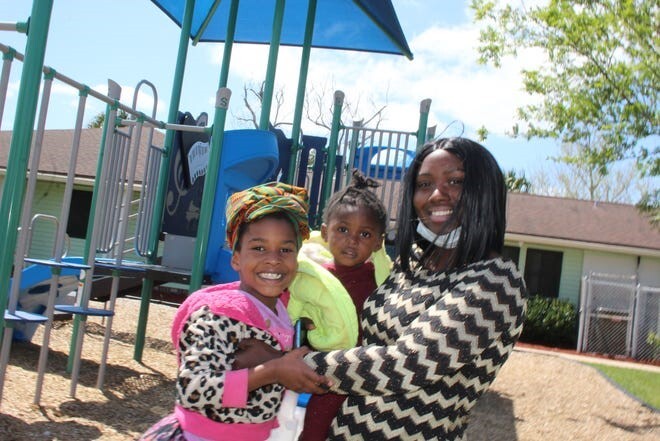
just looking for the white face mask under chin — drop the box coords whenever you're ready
[416,222,461,249]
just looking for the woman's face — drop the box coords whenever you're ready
[413,148,465,235]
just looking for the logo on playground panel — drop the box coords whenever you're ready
[187,140,210,185]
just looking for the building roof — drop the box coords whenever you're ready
[507,192,660,254]
[0,128,165,182]
[2,129,658,254]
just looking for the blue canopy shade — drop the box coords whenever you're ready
[151,0,413,59]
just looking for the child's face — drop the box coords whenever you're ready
[231,216,299,309]
[321,205,383,268]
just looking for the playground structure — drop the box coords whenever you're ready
[0,1,433,406]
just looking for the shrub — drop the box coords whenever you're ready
[647,331,660,361]
[520,295,578,348]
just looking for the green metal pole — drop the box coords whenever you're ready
[187,0,239,292]
[0,48,18,128]
[15,21,29,35]
[67,82,119,373]
[287,0,317,184]
[317,90,345,223]
[133,0,196,362]
[416,98,432,151]
[218,0,239,88]
[192,0,222,46]
[258,0,285,130]
[189,88,232,291]
[0,0,53,341]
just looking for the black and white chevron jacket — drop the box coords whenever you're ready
[306,256,527,440]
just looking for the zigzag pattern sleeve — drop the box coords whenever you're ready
[305,258,526,397]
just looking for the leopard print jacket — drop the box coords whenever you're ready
[306,257,528,440]
[176,307,284,424]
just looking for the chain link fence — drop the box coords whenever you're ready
[578,273,660,362]
[633,285,660,361]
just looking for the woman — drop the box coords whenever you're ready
[242,137,528,440]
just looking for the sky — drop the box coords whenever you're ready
[0,0,559,175]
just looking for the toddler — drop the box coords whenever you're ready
[295,170,391,441]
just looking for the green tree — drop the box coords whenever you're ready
[234,80,389,151]
[636,188,659,228]
[234,80,389,134]
[530,142,652,203]
[471,0,659,178]
[234,81,287,130]
[304,79,388,132]
[504,169,531,192]
[87,109,129,128]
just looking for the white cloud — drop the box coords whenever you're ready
[200,17,548,141]
[0,0,558,173]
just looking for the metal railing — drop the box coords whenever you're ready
[337,123,417,232]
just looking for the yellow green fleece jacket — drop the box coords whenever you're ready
[287,231,392,351]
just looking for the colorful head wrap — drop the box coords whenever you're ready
[225,182,310,250]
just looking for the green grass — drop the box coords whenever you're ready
[586,362,660,409]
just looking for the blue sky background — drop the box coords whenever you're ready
[1,0,559,175]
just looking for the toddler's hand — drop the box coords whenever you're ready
[299,316,316,331]
[233,338,282,369]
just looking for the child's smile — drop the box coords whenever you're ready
[259,272,285,280]
[231,216,299,310]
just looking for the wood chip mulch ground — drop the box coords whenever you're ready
[0,297,657,440]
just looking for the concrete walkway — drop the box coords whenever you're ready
[514,343,660,373]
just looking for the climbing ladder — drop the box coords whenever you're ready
[0,38,174,402]
[61,79,165,394]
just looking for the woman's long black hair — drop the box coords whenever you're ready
[396,137,507,273]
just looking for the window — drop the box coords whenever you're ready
[524,248,563,298]
[66,189,92,239]
[502,245,520,265]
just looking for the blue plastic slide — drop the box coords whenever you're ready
[202,129,279,283]
[11,256,83,341]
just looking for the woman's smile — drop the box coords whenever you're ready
[413,149,464,235]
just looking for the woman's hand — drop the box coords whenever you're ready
[273,348,332,393]
[246,347,332,394]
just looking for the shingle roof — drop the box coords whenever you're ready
[0,128,165,181]
[2,129,658,252]
[507,192,660,252]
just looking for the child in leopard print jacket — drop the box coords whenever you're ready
[140,182,328,441]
